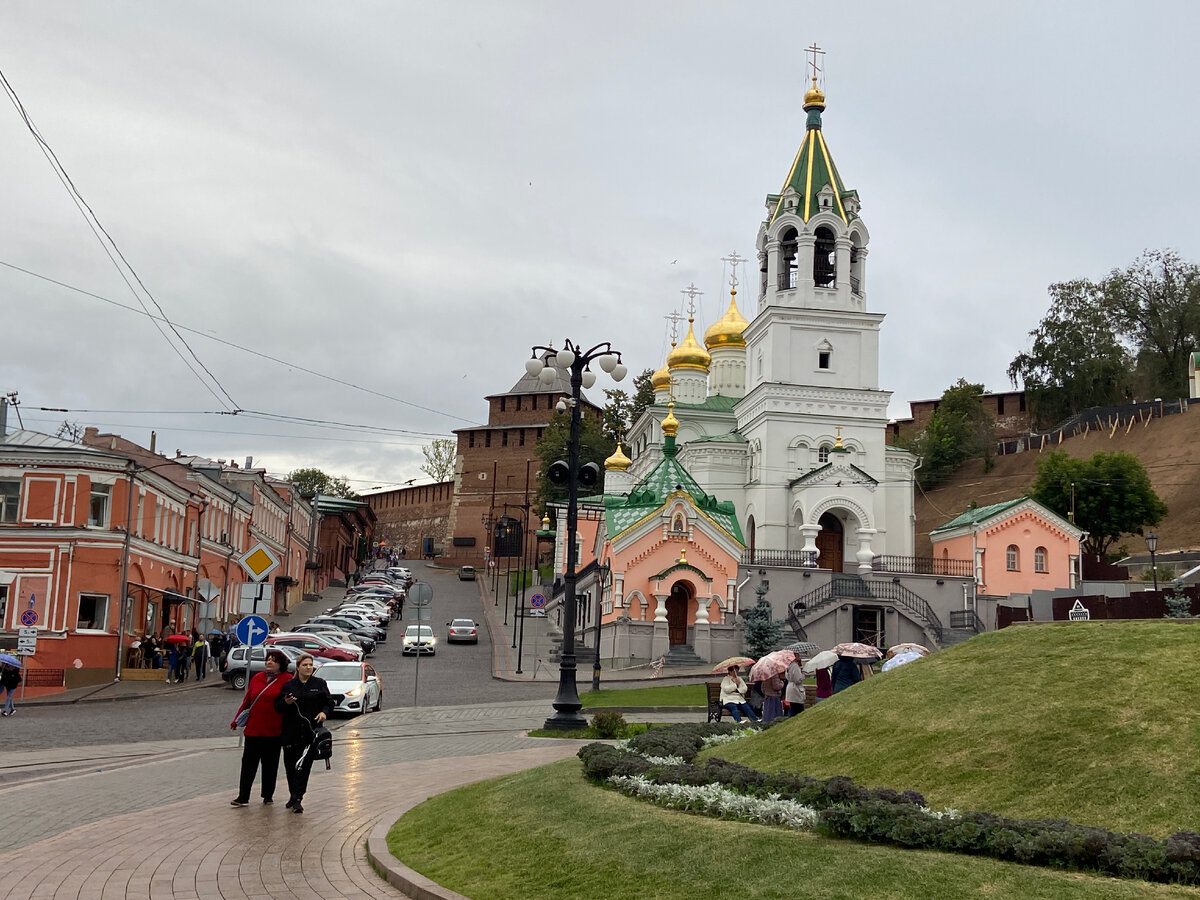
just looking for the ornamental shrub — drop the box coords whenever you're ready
[591,710,626,738]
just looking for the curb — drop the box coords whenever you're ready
[368,809,471,900]
[18,677,226,707]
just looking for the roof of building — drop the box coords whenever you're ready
[930,498,1028,535]
[767,85,857,225]
[0,429,106,451]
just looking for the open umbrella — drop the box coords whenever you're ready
[832,641,883,660]
[784,641,821,657]
[749,649,796,683]
[710,655,755,674]
[885,643,930,660]
[165,633,192,644]
[802,649,839,673]
[881,650,925,672]
[0,653,23,669]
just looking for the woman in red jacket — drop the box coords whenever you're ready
[229,648,289,806]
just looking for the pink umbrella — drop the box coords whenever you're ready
[832,641,883,660]
[748,649,796,682]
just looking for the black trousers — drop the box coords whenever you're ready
[237,735,282,802]
[283,743,314,802]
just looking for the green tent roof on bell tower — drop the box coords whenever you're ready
[767,78,858,225]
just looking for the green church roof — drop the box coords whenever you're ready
[767,96,857,225]
[604,440,743,545]
[930,497,1028,535]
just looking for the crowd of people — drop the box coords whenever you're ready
[719,652,868,724]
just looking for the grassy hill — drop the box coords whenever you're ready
[706,620,1200,837]
[914,408,1200,556]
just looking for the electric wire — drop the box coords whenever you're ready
[0,66,239,412]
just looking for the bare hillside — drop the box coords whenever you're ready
[914,408,1200,556]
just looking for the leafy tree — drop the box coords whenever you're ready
[287,467,357,499]
[904,379,995,488]
[1007,279,1133,428]
[1029,450,1167,559]
[601,368,655,442]
[420,438,457,482]
[742,586,784,658]
[1100,249,1200,399]
[533,406,615,512]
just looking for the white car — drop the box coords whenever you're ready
[402,625,436,656]
[317,661,383,715]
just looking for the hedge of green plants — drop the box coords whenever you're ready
[578,724,1200,886]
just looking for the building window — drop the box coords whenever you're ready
[515,396,522,411]
[997,395,1005,414]
[537,428,543,440]
[814,225,836,287]
[500,397,506,412]
[77,592,109,631]
[519,429,525,447]
[0,480,19,523]
[89,483,111,527]
[501,430,508,447]
[818,445,831,464]
[1006,545,1019,571]
[469,433,475,448]
[0,585,7,626]
[485,432,492,448]
[818,350,831,369]
[1034,546,1047,573]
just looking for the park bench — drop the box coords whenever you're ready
[705,682,725,722]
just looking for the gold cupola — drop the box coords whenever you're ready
[803,75,825,111]
[660,402,680,438]
[666,316,711,371]
[651,360,671,391]
[604,441,631,471]
[704,285,749,349]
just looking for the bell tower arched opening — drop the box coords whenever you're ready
[813,225,836,287]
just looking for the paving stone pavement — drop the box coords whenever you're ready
[0,699,698,898]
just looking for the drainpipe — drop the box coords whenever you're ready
[734,574,752,619]
[114,460,138,681]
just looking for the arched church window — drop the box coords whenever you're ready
[1034,546,1048,573]
[818,445,831,464]
[779,227,798,290]
[1006,545,1020,571]
[817,339,833,370]
[814,226,836,287]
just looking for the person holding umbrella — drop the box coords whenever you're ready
[803,650,839,704]
[831,655,864,693]
[0,655,23,716]
[719,665,759,724]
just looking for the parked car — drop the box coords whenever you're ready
[222,644,311,690]
[310,615,386,642]
[326,609,389,632]
[265,633,361,662]
[446,618,479,644]
[401,624,437,656]
[335,605,389,626]
[316,661,383,715]
[293,623,375,655]
[458,565,476,581]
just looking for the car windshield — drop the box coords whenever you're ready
[315,663,362,681]
[451,619,475,627]
[405,626,433,637]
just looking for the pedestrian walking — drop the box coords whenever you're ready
[229,649,289,807]
[0,662,22,716]
[760,672,785,723]
[165,643,179,684]
[275,654,333,814]
[784,659,806,716]
[192,632,208,680]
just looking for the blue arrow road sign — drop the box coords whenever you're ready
[234,614,269,647]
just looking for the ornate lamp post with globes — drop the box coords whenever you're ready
[524,340,627,730]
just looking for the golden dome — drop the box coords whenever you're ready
[604,441,631,471]
[651,361,671,391]
[660,402,679,438]
[803,76,825,110]
[704,288,749,349]
[666,319,711,371]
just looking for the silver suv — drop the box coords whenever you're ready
[222,644,310,690]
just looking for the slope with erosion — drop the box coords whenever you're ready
[914,408,1200,556]
[704,620,1200,837]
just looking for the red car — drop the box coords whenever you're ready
[264,633,361,662]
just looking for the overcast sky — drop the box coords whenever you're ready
[3,2,1197,491]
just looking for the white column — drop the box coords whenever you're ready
[800,524,820,566]
[797,234,816,296]
[835,237,852,306]
[855,527,876,573]
[695,594,709,624]
[764,240,780,302]
[653,592,668,623]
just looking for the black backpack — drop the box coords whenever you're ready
[309,725,333,769]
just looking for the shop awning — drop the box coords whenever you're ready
[127,582,196,604]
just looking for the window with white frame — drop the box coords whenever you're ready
[145,600,159,635]
[77,592,109,631]
[1034,546,1048,573]
[818,445,831,464]
[0,480,19,523]
[88,483,111,526]
[0,585,7,625]
[1006,544,1020,571]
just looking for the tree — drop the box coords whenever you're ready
[904,379,995,488]
[742,586,784,657]
[287,467,357,499]
[1029,450,1167,559]
[1007,279,1133,428]
[1100,249,1200,399]
[601,368,656,443]
[420,438,457,483]
[533,407,615,513]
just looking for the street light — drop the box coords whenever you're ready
[1146,532,1159,591]
[525,340,626,729]
[592,560,611,692]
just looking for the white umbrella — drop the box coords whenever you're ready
[881,650,925,672]
[802,649,838,673]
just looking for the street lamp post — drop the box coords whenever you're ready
[592,560,610,692]
[524,340,626,730]
[1146,532,1159,591]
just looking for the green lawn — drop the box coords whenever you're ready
[388,759,1200,900]
[579,683,706,708]
[706,621,1200,837]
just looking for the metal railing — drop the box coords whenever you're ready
[787,575,946,646]
[741,549,817,568]
[872,556,973,577]
[850,275,862,295]
[949,609,985,633]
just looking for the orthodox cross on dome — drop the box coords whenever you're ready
[664,308,685,345]
[804,42,825,88]
[681,282,704,316]
[721,250,747,291]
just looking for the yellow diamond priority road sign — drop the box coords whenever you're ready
[238,542,282,582]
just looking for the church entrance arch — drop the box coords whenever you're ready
[816,512,844,572]
[666,581,692,645]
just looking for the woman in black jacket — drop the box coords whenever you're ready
[275,653,333,813]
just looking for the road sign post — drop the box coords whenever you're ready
[405,582,433,707]
[237,543,282,616]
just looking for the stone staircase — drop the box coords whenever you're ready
[939,627,977,648]
[663,643,705,667]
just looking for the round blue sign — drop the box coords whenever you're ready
[529,593,546,609]
[234,614,270,647]
[19,609,38,626]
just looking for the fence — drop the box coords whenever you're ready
[997,398,1192,457]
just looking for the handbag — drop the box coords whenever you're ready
[235,676,274,728]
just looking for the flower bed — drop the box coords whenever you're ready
[577,723,1200,886]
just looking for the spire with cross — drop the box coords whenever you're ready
[664,308,684,347]
[804,42,825,90]
[681,283,703,322]
[722,250,747,293]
